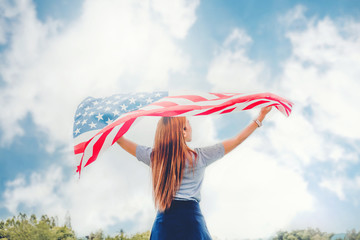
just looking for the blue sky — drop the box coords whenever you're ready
[0,0,360,239]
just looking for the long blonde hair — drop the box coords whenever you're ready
[151,117,197,212]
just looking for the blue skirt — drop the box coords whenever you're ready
[150,200,212,240]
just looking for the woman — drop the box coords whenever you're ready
[117,106,272,240]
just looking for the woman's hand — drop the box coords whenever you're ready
[260,106,272,116]
[257,106,272,122]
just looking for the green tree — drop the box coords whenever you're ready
[273,228,334,240]
[35,215,53,240]
[0,219,9,239]
[89,229,105,240]
[64,211,72,229]
[345,229,360,240]
[129,231,151,240]
[53,226,76,240]
[30,214,37,225]
[0,213,76,240]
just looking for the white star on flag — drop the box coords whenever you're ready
[129,97,136,104]
[95,113,103,121]
[105,118,113,125]
[121,104,127,111]
[113,109,120,116]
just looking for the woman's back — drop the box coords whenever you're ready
[136,142,225,202]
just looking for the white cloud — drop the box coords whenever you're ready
[187,116,218,148]
[199,26,315,239]
[151,0,200,39]
[3,166,65,214]
[0,0,198,147]
[2,156,155,236]
[203,136,314,239]
[319,177,346,201]
[281,12,360,139]
[320,175,360,204]
[278,4,308,28]
[223,28,252,49]
[2,117,160,235]
[205,26,334,170]
[276,5,360,203]
[202,10,360,237]
[207,28,268,93]
[266,109,326,167]
[198,30,318,235]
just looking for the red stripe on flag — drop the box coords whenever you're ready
[74,142,87,154]
[195,105,229,116]
[112,118,136,145]
[84,128,112,167]
[242,100,270,110]
[149,101,179,107]
[220,107,236,114]
[76,155,84,174]
[146,109,193,116]
[272,100,291,114]
[209,93,233,98]
[165,95,208,102]
[281,101,292,113]
[267,103,279,108]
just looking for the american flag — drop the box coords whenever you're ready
[73,91,293,176]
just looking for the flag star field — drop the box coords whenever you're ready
[73,92,167,138]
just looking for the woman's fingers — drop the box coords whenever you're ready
[261,106,272,115]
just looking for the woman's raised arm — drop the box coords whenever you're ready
[116,136,138,157]
[222,106,272,155]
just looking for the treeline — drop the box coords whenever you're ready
[86,230,150,240]
[272,228,360,240]
[0,213,75,239]
[0,213,149,240]
[1,213,360,240]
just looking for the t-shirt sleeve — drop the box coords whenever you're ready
[136,145,152,166]
[196,142,225,167]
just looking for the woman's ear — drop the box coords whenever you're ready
[183,128,187,138]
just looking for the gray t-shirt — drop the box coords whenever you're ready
[136,142,225,202]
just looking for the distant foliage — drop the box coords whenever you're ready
[0,213,149,240]
[1,214,359,240]
[91,229,151,240]
[0,213,76,240]
[345,229,360,240]
[273,228,334,240]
